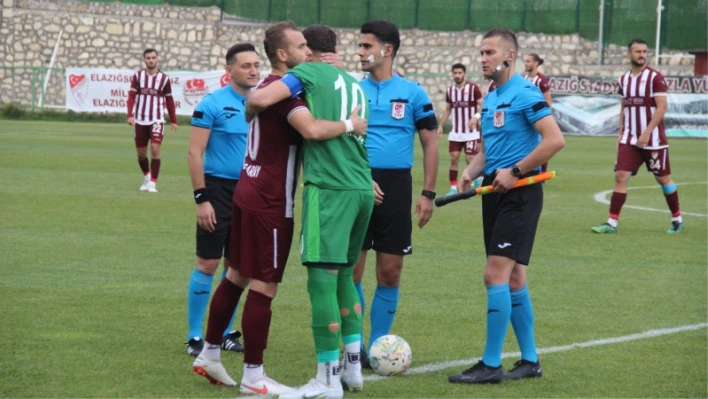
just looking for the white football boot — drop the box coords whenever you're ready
[240,374,295,396]
[192,353,237,386]
[147,181,158,193]
[279,379,343,399]
[139,174,151,191]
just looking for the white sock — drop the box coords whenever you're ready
[316,361,341,388]
[201,340,221,362]
[344,341,362,374]
[243,363,264,382]
[672,215,683,223]
[450,184,456,190]
[606,218,618,228]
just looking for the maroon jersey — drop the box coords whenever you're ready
[618,66,668,149]
[233,75,306,218]
[523,72,550,93]
[487,80,496,93]
[128,69,176,125]
[446,81,483,137]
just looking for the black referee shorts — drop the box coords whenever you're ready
[482,173,543,266]
[362,168,413,256]
[196,175,238,260]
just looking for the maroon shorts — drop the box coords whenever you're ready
[615,144,671,177]
[134,123,164,147]
[449,139,480,156]
[228,204,294,283]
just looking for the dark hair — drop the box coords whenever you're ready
[482,27,518,52]
[360,20,400,57]
[143,48,157,57]
[264,21,299,63]
[451,63,466,73]
[628,38,647,50]
[226,43,258,65]
[303,25,337,54]
[528,53,544,66]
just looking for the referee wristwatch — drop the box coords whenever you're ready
[421,190,436,200]
[511,165,523,178]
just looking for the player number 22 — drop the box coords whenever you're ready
[334,75,366,121]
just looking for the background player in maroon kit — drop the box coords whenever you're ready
[523,53,552,172]
[127,48,178,193]
[437,63,483,195]
[592,39,683,234]
[192,22,367,395]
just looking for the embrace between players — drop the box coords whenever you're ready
[179,21,567,397]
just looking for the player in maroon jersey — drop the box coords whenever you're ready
[437,63,484,195]
[523,53,552,172]
[126,49,177,193]
[592,39,682,234]
[192,22,367,395]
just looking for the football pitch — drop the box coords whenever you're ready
[1,120,706,398]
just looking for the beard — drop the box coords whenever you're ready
[454,78,463,84]
[631,58,646,67]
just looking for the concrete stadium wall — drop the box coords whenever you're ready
[0,0,695,112]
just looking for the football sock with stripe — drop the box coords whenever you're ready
[510,285,538,363]
[308,266,342,388]
[482,283,511,368]
[187,268,214,340]
[368,286,399,351]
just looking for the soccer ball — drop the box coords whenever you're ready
[368,335,412,376]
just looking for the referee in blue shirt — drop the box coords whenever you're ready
[184,43,260,357]
[448,28,564,384]
[354,20,440,363]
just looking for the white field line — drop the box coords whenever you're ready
[363,322,708,381]
[593,182,707,217]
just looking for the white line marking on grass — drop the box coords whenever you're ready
[363,322,708,381]
[593,182,707,217]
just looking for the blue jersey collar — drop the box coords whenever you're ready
[225,83,247,102]
[494,73,523,95]
[366,73,401,88]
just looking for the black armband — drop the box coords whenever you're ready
[194,188,209,204]
[415,114,438,131]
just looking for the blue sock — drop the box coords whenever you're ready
[187,269,214,340]
[355,282,365,351]
[481,284,511,368]
[221,267,239,336]
[510,285,538,363]
[368,286,399,351]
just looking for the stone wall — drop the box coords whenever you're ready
[0,0,695,112]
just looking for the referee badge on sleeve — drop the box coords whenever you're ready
[493,111,505,127]
[391,102,406,120]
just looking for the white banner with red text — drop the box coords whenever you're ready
[65,68,269,116]
[547,75,708,138]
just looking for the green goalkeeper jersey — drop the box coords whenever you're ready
[286,63,371,190]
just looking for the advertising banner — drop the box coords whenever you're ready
[548,75,708,137]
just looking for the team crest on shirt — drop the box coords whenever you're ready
[391,102,406,119]
[493,110,505,127]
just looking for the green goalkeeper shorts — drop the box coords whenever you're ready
[300,185,374,266]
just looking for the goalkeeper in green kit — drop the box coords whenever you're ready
[247,25,380,399]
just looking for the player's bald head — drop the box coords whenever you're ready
[483,27,518,55]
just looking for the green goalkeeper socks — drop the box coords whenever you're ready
[307,267,341,358]
[337,266,362,338]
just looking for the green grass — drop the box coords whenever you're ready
[0,120,706,398]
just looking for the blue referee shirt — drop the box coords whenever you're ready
[481,73,552,176]
[191,84,249,180]
[359,74,435,169]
